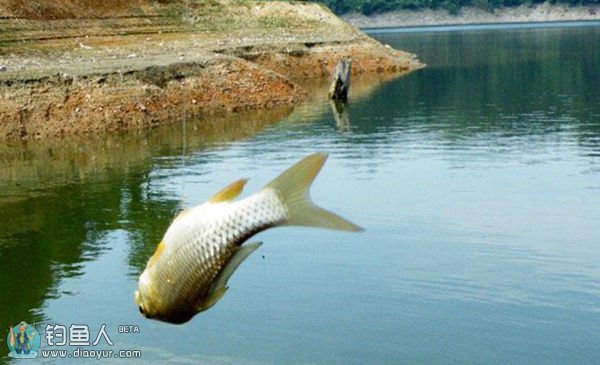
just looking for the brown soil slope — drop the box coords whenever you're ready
[0,0,423,139]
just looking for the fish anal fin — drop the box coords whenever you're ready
[209,178,248,203]
[198,242,263,312]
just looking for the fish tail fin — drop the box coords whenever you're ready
[265,153,363,232]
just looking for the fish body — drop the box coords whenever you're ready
[135,153,362,324]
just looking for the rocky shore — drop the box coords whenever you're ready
[0,1,423,140]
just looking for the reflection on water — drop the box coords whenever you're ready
[0,106,293,354]
[0,106,294,200]
[2,24,600,364]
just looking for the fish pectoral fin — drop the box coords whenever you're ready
[147,241,166,269]
[209,178,248,203]
[173,208,191,222]
[199,242,263,312]
[211,241,263,292]
[198,286,228,313]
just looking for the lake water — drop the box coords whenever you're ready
[1,23,599,364]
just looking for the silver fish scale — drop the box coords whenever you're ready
[154,188,288,313]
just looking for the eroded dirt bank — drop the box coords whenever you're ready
[0,1,423,140]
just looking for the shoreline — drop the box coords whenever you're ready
[362,19,600,33]
[342,2,600,29]
[0,1,423,140]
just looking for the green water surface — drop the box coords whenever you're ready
[1,23,599,364]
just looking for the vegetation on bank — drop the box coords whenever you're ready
[314,0,599,15]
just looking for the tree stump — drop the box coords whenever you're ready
[328,57,352,102]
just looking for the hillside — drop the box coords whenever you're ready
[315,0,600,16]
[0,0,423,139]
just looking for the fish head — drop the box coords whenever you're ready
[135,267,196,324]
[135,269,158,320]
[135,239,169,320]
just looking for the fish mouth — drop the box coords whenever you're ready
[135,290,149,317]
[134,290,143,311]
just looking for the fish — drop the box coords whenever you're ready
[135,152,362,324]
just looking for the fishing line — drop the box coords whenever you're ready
[179,96,188,210]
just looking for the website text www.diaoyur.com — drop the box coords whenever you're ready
[39,347,142,360]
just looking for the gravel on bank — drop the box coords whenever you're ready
[0,1,423,140]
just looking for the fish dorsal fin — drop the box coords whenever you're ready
[209,178,248,203]
[198,242,263,312]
